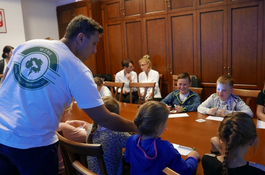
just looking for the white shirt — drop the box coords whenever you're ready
[0,39,103,149]
[115,70,137,93]
[99,85,112,97]
[138,69,161,98]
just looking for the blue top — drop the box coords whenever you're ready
[124,135,198,175]
[161,89,201,112]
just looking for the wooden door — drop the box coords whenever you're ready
[197,6,228,86]
[143,0,168,16]
[104,21,125,75]
[168,11,197,83]
[121,0,142,18]
[169,0,196,13]
[57,1,91,39]
[227,1,263,89]
[123,19,144,74]
[103,0,123,22]
[142,15,169,97]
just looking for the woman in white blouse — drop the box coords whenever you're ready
[138,55,162,101]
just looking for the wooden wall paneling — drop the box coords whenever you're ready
[228,1,263,89]
[169,11,196,79]
[197,0,228,9]
[103,0,123,21]
[121,0,142,18]
[123,19,144,74]
[169,0,196,13]
[143,0,167,16]
[105,21,125,75]
[143,15,169,96]
[228,0,263,5]
[197,7,228,85]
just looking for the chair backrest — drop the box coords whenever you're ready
[189,87,203,98]
[56,131,107,175]
[172,75,178,91]
[104,81,124,102]
[129,82,155,104]
[163,167,180,175]
[72,160,97,175]
[232,88,260,105]
[159,74,163,92]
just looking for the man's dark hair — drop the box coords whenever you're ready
[64,15,103,39]
[122,59,134,68]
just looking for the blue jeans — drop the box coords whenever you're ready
[0,142,59,175]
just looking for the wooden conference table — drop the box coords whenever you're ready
[70,102,265,175]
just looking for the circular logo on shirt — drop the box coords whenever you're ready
[13,47,59,90]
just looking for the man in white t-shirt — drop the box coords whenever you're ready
[0,15,136,175]
[115,59,137,103]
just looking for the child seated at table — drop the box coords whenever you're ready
[124,101,200,175]
[161,72,200,112]
[202,112,265,175]
[86,96,130,175]
[94,77,112,98]
[197,75,253,117]
[256,82,265,121]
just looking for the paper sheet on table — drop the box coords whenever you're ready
[206,116,224,121]
[257,119,265,129]
[172,143,193,156]
[169,113,189,118]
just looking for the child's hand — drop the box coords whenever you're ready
[174,105,182,112]
[218,109,226,117]
[209,107,218,115]
[188,150,201,160]
[122,89,127,94]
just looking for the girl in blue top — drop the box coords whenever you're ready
[124,101,200,175]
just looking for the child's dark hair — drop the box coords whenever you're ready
[91,96,120,134]
[94,77,103,86]
[177,72,191,83]
[134,101,169,136]
[218,112,257,175]
[2,45,14,59]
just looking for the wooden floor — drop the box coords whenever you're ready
[70,102,265,175]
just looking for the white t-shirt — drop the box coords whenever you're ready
[0,39,103,149]
[115,70,137,93]
[138,69,161,98]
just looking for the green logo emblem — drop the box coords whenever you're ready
[13,47,59,90]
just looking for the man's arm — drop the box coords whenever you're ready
[83,105,137,132]
[256,105,265,121]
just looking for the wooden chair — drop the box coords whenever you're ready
[56,131,107,175]
[159,74,163,92]
[72,160,97,175]
[232,88,260,105]
[104,81,124,102]
[172,75,178,91]
[163,167,180,175]
[129,82,155,104]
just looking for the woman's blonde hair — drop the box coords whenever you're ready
[139,54,152,69]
